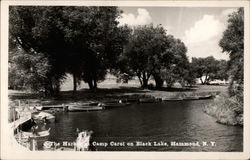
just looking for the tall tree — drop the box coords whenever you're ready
[160,37,189,88]
[219,8,244,100]
[9,6,67,95]
[9,6,129,93]
[191,56,220,85]
[123,24,169,88]
[62,7,129,91]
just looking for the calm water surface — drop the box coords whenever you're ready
[47,100,243,151]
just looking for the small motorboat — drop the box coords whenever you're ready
[68,101,99,106]
[35,106,43,110]
[21,128,51,139]
[32,111,56,123]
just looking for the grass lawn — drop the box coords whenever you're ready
[9,77,228,106]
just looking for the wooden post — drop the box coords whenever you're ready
[30,138,38,151]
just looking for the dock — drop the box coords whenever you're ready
[39,104,66,110]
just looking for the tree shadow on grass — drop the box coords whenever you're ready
[9,87,148,104]
[150,86,199,92]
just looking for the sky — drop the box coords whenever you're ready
[118,7,239,61]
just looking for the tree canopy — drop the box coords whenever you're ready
[9,6,129,94]
[219,7,244,100]
[122,25,172,88]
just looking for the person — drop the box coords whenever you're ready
[31,125,39,136]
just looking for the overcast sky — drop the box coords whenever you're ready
[118,7,239,61]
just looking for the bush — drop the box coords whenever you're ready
[204,93,243,126]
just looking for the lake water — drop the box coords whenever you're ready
[46,100,243,151]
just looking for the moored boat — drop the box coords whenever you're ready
[32,111,56,123]
[162,97,183,101]
[21,128,51,139]
[183,96,199,100]
[138,98,156,103]
[101,102,131,109]
[68,101,99,106]
[68,106,103,112]
[198,95,213,99]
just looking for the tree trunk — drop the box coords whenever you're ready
[153,73,163,89]
[142,72,148,88]
[73,73,77,93]
[93,79,97,88]
[137,73,143,86]
[200,77,205,85]
[93,78,97,90]
[87,79,94,90]
[204,74,209,84]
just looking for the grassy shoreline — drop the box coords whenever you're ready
[9,85,227,105]
[203,93,243,126]
[9,84,241,126]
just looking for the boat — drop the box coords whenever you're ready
[138,98,156,103]
[198,95,213,99]
[162,97,183,101]
[102,102,131,109]
[182,96,199,100]
[68,106,104,112]
[21,128,51,139]
[32,111,56,123]
[126,98,139,102]
[35,106,43,110]
[68,102,99,106]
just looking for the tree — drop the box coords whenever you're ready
[162,38,189,88]
[219,8,244,101]
[213,60,229,81]
[191,56,220,85]
[61,7,130,91]
[9,6,68,95]
[154,36,190,88]
[151,34,176,89]
[9,6,129,93]
[123,24,170,88]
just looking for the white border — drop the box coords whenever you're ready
[1,1,250,160]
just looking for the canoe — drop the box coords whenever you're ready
[198,95,213,99]
[102,102,130,109]
[162,98,183,101]
[138,98,156,103]
[68,106,103,112]
[183,96,199,100]
[126,98,139,102]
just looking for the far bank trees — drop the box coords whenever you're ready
[122,25,192,89]
[191,57,229,85]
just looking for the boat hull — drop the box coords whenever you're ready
[103,103,130,109]
[68,106,103,112]
[138,98,156,103]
